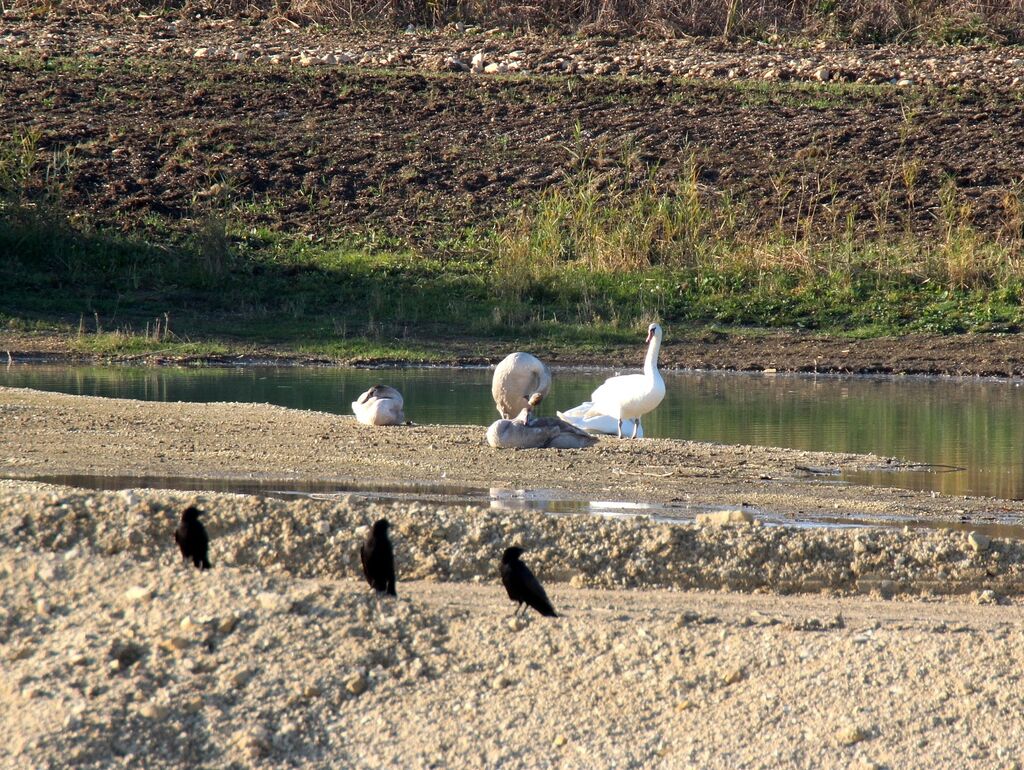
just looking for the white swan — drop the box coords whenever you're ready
[491,352,552,419]
[486,394,597,449]
[564,323,665,439]
[557,402,643,438]
[351,384,406,426]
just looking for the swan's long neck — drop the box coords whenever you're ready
[644,333,662,378]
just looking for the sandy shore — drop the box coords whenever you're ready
[4,386,1024,768]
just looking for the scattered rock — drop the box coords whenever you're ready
[257,592,291,613]
[836,723,869,746]
[138,702,169,719]
[345,672,368,695]
[123,585,152,603]
[968,531,991,553]
[696,509,754,526]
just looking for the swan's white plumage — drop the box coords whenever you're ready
[351,384,405,426]
[568,323,665,439]
[491,352,551,419]
[557,402,643,438]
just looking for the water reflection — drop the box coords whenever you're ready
[2,363,1024,499]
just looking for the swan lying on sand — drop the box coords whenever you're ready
[557,402,643,438]
[559,323,665,439]
[351,385,406,426]
[486,394,597,449]
[491,352,552,419]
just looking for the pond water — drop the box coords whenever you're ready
[3,363,1024,500]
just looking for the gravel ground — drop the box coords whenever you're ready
[3,482,1024,769]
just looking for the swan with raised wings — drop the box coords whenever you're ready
[351,384,406,426]
[561,323,664,439]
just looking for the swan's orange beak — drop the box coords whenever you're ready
[645,329,654,343]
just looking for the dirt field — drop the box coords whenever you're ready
[3,14,1024,242]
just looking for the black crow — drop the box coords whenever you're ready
[174,506,211,570]
[360,518,396,596]
[500,546,557,617]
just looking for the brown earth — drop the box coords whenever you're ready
[2,15,1024,243]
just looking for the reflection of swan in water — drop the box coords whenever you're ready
[486,394,597,449]
[559,323,664,439]
[556,402,643,438]
[351,385,406,426]
[491,352,552,419]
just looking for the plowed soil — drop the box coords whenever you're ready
[2,15,1024,242]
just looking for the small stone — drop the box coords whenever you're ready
[853,540,868,554]
[813,66,831,82]
[491,675,512,690]
[443,57,469,73]
[226,669,254,688]
[257,592,291,613]
[35,599,50,616]
[180,696,203,714]
[836,724,868,745]
[484,62,508,74]
[696,509,754,526]
[236,727,272,759]
[471,52,485,73]
[217,615,238,634]
[896,78,914,86]
[677,699,695,711]
[232,50,248,61]
[164,636,190,651]
[302,683,322,698]
[320,53,336,66]
[345,672,368,695]
[507,616,527,632]
[722,667,744,685]
[299,53,316,67]
[968,531,991,553]
[138,702,169,719]
[314,520,331,535]
[192,47,210,59]
[976,589,998,605]
[179,616,201,634]
[123,586,152,603]
[552,734,567,747]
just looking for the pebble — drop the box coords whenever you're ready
[491,674,512,690]
[721,667,744,685]
[226,669,254,688]
[217,615,239,634]
[123,585,152,603]
[345,672,368,695]
[968,531,991,553]
[179,616,201,633]
[836,724,868,745]
[696,509,754,526]
[257,591,291,613]
[138,702,169,719]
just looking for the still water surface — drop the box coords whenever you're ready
[2,363,1023,500]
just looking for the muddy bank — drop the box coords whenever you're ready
[4,385,1021,531]
[8,328,1024,380]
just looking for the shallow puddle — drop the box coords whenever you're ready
[13,471,1024,540]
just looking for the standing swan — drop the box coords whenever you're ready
[491,352,552,419]
[584,323,665,439]
[351,384,406,426]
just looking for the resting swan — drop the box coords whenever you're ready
[564,323,665,439]
[557,402,643,438]
[491,352,552,419]
[351,384,406,426]
[486,394,597,449]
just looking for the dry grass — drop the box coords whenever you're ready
[18,0,1024,42]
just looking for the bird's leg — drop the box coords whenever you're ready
[617,419,623,439]
[632,418,641,439]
